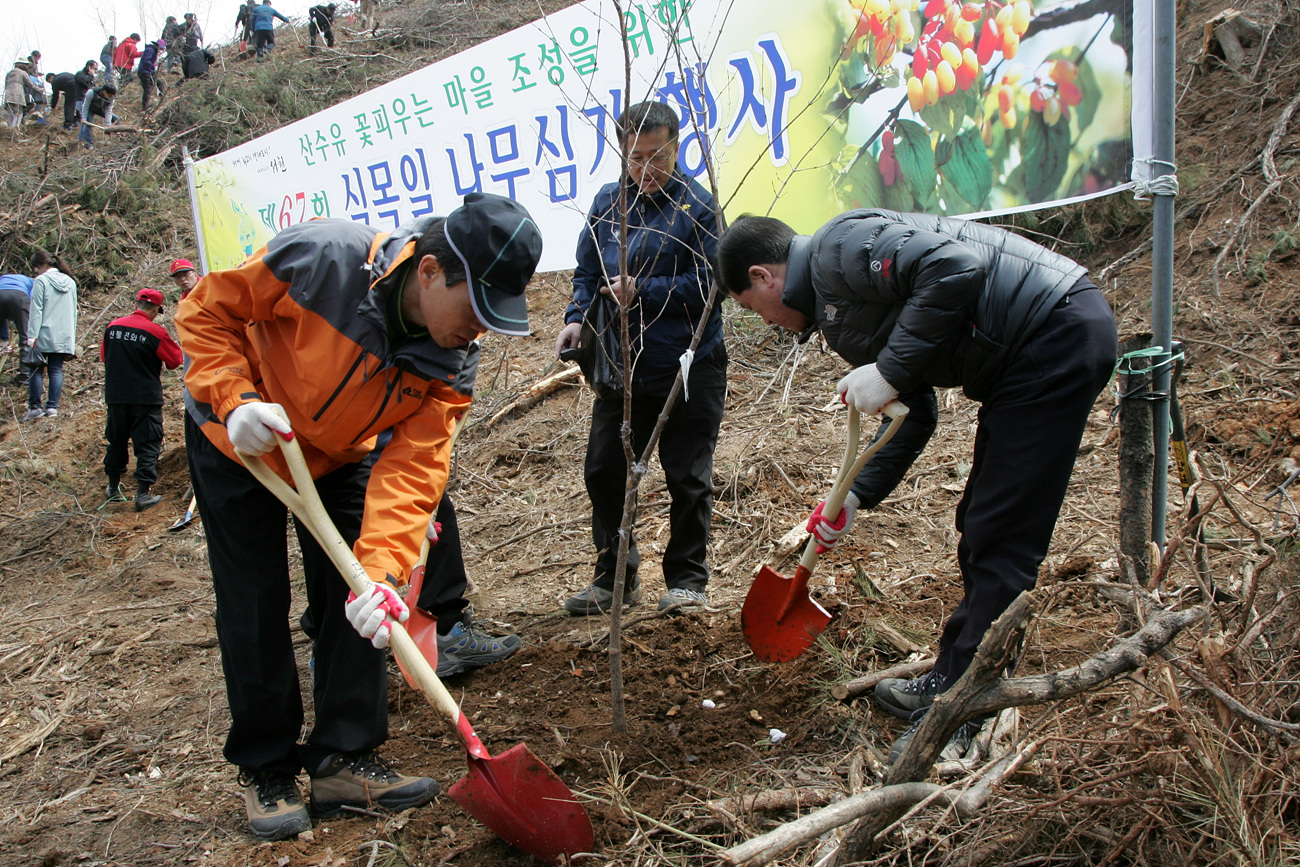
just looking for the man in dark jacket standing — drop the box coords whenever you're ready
[46,71,79,129]
[554,101,727,616]
[162,17,184,72]
[716,210,1118,761]
[101,288,184,510]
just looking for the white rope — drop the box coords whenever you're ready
[1132,158,1180,200]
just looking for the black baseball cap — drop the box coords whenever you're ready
[443,193,542,337]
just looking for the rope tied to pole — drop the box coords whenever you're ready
[1131,158,1180,200]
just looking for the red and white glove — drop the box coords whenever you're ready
[345,581,410,649]
[426,518,443,545]
[806,491,861,554]
[226,402,292,456]
[837,364,899,416]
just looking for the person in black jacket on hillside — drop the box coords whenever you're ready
[101,288,183,510]
[716,210,1118,763]
[554,101,727,617]
[46,71,79,129]
[308,3,337,53]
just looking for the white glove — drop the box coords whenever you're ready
[226,402,292,455]
[426,517,442,545]
[807,491,861,554]
[837,364,900,415]
[344,581,410,649]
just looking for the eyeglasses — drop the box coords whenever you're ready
[628,147,676,170]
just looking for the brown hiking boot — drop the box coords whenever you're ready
[308,750,438,817]
[239,770,310,840]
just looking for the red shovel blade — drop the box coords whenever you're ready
[395,564,440,690]
[449,743,595,865]
[742,564,832,662]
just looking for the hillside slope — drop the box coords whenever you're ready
[1,2,1298,866]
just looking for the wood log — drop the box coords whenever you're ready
[831,657,935,701]
[484,365,581,427]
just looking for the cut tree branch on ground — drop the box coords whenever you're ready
[1210,88,1300,296]
[831,658,935,701]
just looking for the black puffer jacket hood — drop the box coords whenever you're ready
[782,209,1087,401]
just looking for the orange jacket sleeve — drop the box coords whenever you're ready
[175,254,284,423]
[353,382,471,587]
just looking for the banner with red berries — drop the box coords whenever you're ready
[193,0,1143,272]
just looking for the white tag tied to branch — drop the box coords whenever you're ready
[679,349,694,401]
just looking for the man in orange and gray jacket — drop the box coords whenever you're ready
[175,193,542,842]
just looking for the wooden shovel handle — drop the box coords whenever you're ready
[236,433,473,746]
[797,399,910,574]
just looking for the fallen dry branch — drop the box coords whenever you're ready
[832,593,1208,864]
[831,658,935,701]
[1210,88,1300,295]
[706,786,841,819]
[484,364,582,427]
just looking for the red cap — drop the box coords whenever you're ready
[169,258,196,276]
[137,288,165,306]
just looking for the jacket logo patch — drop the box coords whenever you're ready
[881,258,893,279]
[402,386,424,399]
[824,304,838,323]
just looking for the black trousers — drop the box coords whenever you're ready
[137,70,163,111]
[585,346,727,592]
[186,414,388,775]
[309,20,335,48]
[934,287,1118,687]
[104,403,163,488]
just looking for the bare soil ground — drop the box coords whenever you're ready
[2,2,1299,866]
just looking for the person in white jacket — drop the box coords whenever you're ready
[25,250,78,421]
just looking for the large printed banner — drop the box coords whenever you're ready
[193,0,1143,273]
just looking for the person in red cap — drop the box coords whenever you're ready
[101,287,183,510]
[169,258,200,298]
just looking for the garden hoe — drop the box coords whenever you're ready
[742,401,909,662]
[237,429,595,866]
[167,494,198,532]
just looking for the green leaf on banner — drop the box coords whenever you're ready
[1023,111,1071,202]
[893,119,936,203]
[1074,57,1102,132]
[883,176,917,212]
[919,99,959,138]
[843,150,887,208]
[944,128,993,209]
[935,136,953,166]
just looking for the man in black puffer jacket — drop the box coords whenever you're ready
[717,210,1117,762]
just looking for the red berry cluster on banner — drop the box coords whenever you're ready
[1029,59,1083,126]
[904,0,1033,111]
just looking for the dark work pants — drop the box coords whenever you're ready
[585,346,727,592]
[138,70,163,111]
[309,20,335,48]
[413,493,470,634]
[934,287,1118,688]
[186,414,388,776]
[254,31,275,57]
[104,403,164,488]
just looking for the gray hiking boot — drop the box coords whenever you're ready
[886,709,981,765]
[564,580,641,615]
[874,669,946,720]
[436,618,521,678]
[239,770,310,841]
[135,491,163,512]
[657,587,707,613]
[308,750,438,817]
[105,484,129,503]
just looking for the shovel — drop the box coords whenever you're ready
[238,432,595,865]
[742,400,909,662]
[167,494,199,531]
